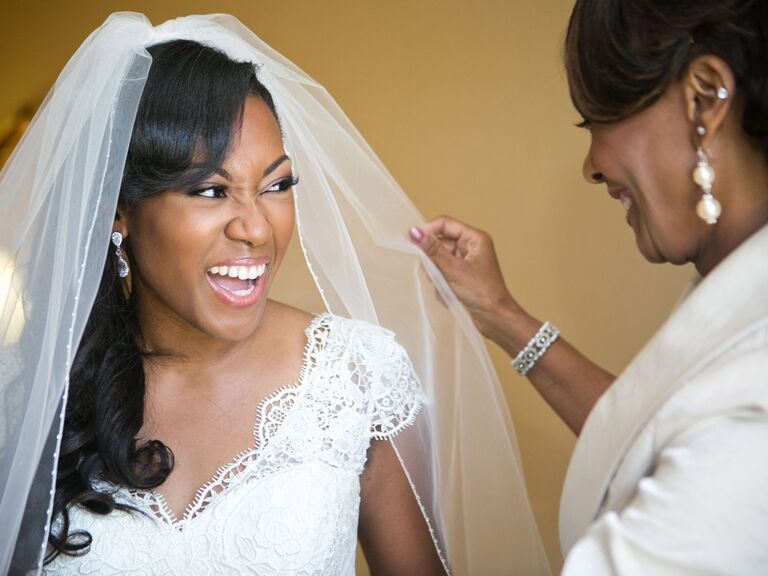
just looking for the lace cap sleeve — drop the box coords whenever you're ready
[348,321,424,440]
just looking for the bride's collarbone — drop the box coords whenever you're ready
[135,376,279,523]
[140,355,299,452]
[135,307,317,520]
[143,308,313,429]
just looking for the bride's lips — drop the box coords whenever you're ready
[205,257,270,308]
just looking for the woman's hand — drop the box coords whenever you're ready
[408,216,521,338]
[409,215,615,435]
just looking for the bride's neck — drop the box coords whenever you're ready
[133,296,274,377]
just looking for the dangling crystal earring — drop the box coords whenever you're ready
[111,231,130,278]
[692,142,721,225]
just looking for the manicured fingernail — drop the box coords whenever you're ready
[409,226,424,242]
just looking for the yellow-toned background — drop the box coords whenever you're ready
[0,1,693,572]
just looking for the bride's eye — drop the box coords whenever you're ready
[264,176,299,194]
[190,185,227,199]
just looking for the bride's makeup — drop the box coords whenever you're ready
[126,98,296,344]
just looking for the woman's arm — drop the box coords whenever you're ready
[358,439,446,576]
[410,216,614,434]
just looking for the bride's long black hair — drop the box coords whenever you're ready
[46,39,277,562]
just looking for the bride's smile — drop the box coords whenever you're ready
[206,258,269,306]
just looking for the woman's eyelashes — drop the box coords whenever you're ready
[265,175,299,193]
[190,184,227,199]
[189,175,298,198]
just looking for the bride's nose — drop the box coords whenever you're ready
[225,202,272,246]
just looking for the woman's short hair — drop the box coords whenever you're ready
[565,0,768,158]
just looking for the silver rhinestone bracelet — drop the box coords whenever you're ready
[511,321,560,376]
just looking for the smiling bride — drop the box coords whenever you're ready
[43,41,443,574]
[0,13,549,576]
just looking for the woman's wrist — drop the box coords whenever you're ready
[475,296,542,358]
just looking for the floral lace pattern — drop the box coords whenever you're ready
[46,314,423,575]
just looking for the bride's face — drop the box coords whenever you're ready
[123,97,296,342]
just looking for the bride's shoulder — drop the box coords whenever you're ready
[312,316,418,381]
[315,316,423,438]
[311,313,396,346]
[265,300,315,326]
[266,301,405,360]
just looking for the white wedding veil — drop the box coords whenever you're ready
[0,13,550,575]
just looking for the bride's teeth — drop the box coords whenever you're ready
[207,263,268,279]
[621,196,633,211]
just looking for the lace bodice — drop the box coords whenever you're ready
[45,314,423,575]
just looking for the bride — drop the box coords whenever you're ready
[0,13,550,575]
[44,37,443,575]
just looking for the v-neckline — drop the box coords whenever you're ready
[115,313,332,530]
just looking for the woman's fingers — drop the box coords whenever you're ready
[409,217,515,330]
[409,226,456,272]
[420,215,473,244]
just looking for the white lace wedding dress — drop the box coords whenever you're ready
[45,314,424,575]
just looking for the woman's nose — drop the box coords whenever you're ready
[225,203,272,247]
[582,150,605,184]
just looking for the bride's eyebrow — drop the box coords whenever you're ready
[210,154,289,181]
[214,167,232,180]
[263,154,290,178]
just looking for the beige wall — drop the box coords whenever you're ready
[1,1,693,571]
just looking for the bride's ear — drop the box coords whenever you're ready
[112,203,129,238]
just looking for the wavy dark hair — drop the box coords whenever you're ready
[565,0,768,159]
[45,39,277,563]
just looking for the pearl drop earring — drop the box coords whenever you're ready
[692,146,721,224]
[691,88,728,224]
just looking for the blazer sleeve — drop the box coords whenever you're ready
[562,413,768,576]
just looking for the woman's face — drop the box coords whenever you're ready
[123,97,295,343]
[582,85,706,265]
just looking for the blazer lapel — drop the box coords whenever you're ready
[559,224,768,552]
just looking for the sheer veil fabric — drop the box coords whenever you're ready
[0,13,550,575]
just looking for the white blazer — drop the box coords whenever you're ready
[560,224,768,575]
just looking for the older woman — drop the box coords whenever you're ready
[411,0,768,573]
